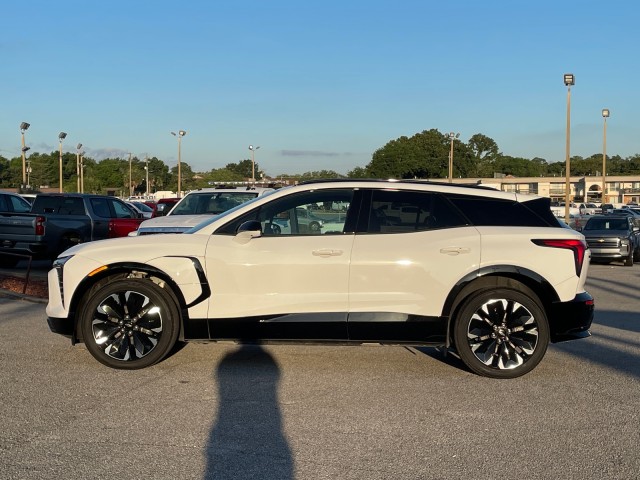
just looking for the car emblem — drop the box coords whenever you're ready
[597,238,605,243]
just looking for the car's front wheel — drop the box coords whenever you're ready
[79,278,181,369]
[453,288,550,379]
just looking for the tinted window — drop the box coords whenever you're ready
[110,199,135,218]
[172,192,259,215]
[366,190,466,233]
[447,195,553,227]
[9,195,32,213]
[91,198,111,218]
[32,196,84,215]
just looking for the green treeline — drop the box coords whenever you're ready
[2,129,638,194]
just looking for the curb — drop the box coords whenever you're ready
[0,288,47,304]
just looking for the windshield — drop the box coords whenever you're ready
[184,189,279,233]
[584,218,628,231]
[170,191,261,215]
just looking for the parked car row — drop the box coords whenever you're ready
[0,192,145,266]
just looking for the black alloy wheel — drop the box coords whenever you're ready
[80,278,180,369]
[453,288,550,379]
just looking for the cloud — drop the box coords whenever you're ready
[280,150,351,157]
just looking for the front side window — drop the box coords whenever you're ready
[218,189,354,236]
[110,199,135,218]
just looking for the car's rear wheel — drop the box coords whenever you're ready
[453,288,550,379]
[79,278,180,369]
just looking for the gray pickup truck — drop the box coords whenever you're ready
[0,193,144,267]
[581,214,640,266]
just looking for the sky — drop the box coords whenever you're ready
[1,0,639,177]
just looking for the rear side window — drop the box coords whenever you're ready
[446,195,556,227]
[366,190,466,233]
[9,195,31,213]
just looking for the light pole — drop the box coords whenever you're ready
[26,156,32,189]
[20,122,30,188]
[128,152,132,198]
[249,145,260,184]
[58,132,67,193]
[76,143,83,193]
[145,155,149,197]
[80,150,85,193]
[601,108,610,205]
[22,147,31,189]
[447,132,459,183]
[563,73,574,224]
[171,130,186,197]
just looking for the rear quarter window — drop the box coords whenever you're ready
[447,195,557,227]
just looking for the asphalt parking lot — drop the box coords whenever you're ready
[0,264,638,480]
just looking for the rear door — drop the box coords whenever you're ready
[348,189,481,343]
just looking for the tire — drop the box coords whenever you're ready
[79,278,181,369]
[309,221,321,233]
[453,288,550,379]
[624,250,634,267]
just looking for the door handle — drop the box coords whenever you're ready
[312,249,343,257]
[440,247,471,256]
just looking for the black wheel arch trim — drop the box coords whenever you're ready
[67,257,211,343]
[442,265,561,348]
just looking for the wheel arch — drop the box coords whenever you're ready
[68,261,195,343]
[442,265,560,346]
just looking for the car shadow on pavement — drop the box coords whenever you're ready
[204,345,293,479]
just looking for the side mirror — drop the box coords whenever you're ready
[234,220,262,244]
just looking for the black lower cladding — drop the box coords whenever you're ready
[548,291,595,342]
[188,312,447,343]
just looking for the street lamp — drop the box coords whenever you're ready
[447,132,459,183]
[601,108,610,205]
[171,130,186,197]
[58,132,67,193]
[563,73,574,224]
[20,122,30,188]
[76,143,83,192]
[249,145,260,184]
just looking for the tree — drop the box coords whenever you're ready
[468,133,499,177]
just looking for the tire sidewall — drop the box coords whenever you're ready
[453,288,550,379]
[79,278,180,369]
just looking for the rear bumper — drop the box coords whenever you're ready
[549,292,594,342]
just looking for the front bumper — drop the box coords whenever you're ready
[549,291,594,342]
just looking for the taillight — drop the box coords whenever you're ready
[532,239,587,277]
[35,216,45,236]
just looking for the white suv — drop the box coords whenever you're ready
[132,186,274,235]
[46,180,594,378]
